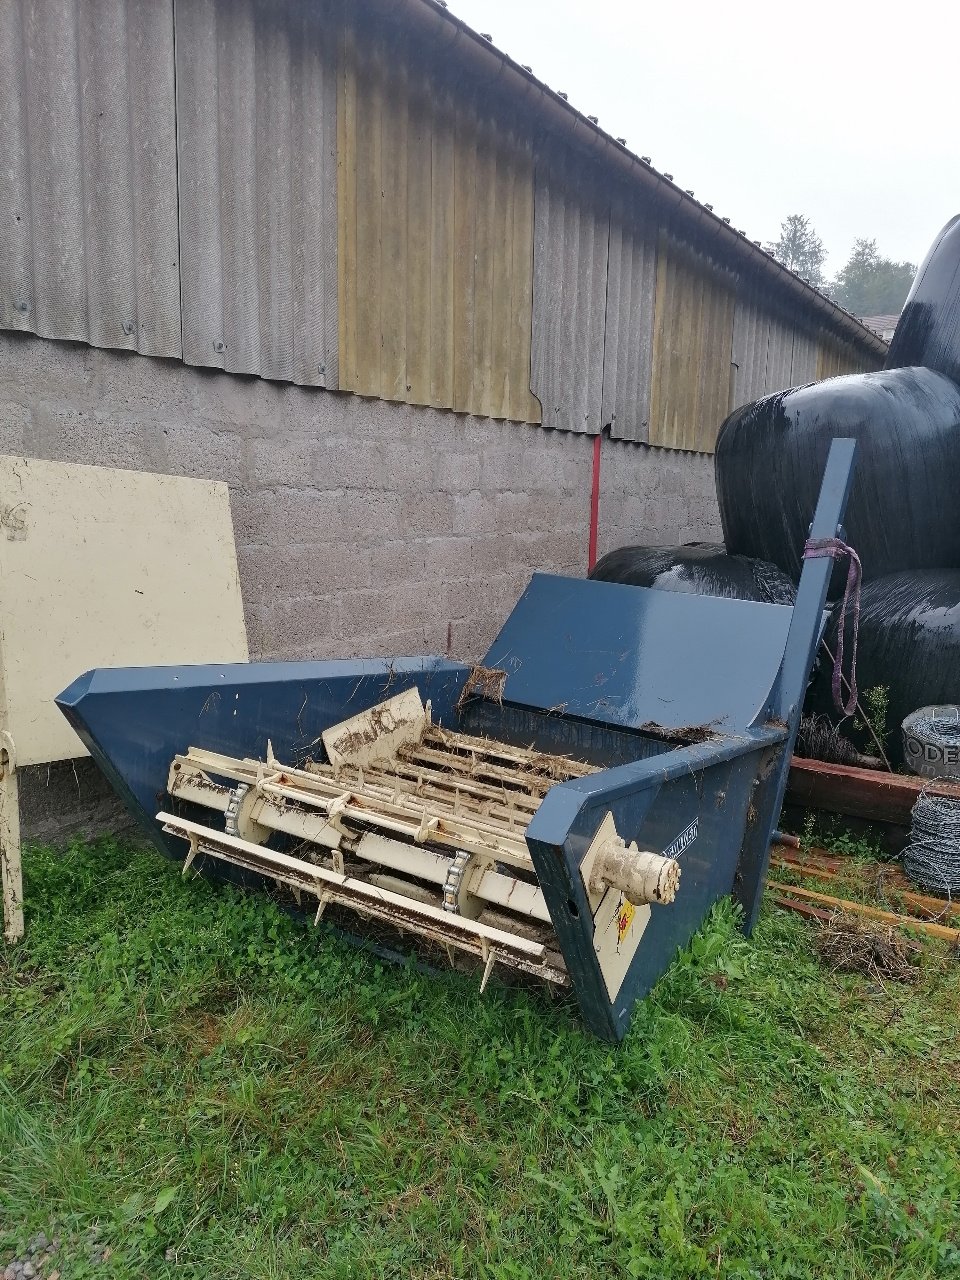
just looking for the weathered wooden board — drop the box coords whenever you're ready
[786,756,960,826]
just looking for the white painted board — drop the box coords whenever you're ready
[0,456,248,766]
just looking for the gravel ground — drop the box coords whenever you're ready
[2,1231,60,1280]
[2,1226,118,1279]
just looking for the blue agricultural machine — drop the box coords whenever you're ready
[56,441,856,1042]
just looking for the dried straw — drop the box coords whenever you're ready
[456,665,508,713]
[814,911,920,983]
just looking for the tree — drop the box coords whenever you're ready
[765,214,827,288]
[830,239,917,316]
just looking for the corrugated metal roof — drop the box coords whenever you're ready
[0,0,182,357]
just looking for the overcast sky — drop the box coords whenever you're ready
[449,0,959,279]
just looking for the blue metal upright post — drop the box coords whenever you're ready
[734,437,857,931]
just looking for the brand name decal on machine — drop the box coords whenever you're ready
[665,818,698,859]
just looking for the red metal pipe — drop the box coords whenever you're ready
[588,432,602,573]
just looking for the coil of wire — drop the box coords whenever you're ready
[904,781,960,898]
[902,704,960,779]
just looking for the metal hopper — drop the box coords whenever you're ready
[56,441,855,1042]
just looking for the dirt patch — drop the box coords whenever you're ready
[639,720,718,746]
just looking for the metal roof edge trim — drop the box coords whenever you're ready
[370,0,887,359]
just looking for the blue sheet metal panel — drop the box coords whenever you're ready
[484,574,792,735]
[57,658,469,854]
[734,438,857,929]
[526,733,774,1041]
[463,701,673,769]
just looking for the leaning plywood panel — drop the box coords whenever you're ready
[0,457,248,768]
[174,0,339,386]
[649,234,737,453]
[337,14,540,422]
[531,147,610,434]
[0,0,181,356]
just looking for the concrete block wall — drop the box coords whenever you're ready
[0,332,722,660]
[0,330,722,839]
[597,439,721,559]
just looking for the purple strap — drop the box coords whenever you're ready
[803,536,862,716]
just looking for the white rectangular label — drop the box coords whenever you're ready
[665,818,698,859]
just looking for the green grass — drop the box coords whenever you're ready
[2,840,959,1279]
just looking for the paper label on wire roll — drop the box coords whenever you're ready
[902,705,960,779]
[904,737,960,774]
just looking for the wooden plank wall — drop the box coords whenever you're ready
[648,233,737,452]
[337,15,540,422]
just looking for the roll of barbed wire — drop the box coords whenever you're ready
[904,782,960,898]
[903,705,960,779]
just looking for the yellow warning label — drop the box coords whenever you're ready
[616,899,635,942]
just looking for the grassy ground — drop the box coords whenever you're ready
[2,840,959,1279]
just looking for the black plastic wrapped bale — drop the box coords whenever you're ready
[885,215,960,386]
[715,367,960,582]
[590,543,796,605]
[808,570,960,767]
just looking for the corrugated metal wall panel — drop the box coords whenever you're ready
[174,0,339,386]
[790,330,819,385]
[2,0,883,426]
[731,292,765,408]
[731,289,826,412]
[600,191,658,442]
[816,336,873,382]
[338,18,539,422]
[764,324,797,400]
[0,0,181,356]
[531,148,610,434]
[649,234,736,452]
